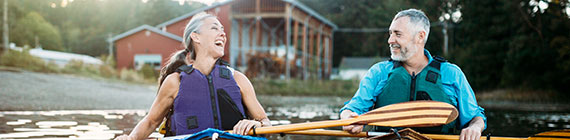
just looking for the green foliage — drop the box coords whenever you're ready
[140,64,159,81]
[0,50,59,73]
[119,68,144,83]
[0,0,203,56]
[451,0,570,93]
[300,0,453,66]
[62,59,101,77]
[10,12,63,51]
[303,0,569,94]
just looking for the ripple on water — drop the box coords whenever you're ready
[6,119,31,125]
[0,110,147,140]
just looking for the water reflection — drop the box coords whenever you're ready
[0,96,568,139]
[485,109,570,137]
[0,110,146,139]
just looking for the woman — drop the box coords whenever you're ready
[115,13,271,140]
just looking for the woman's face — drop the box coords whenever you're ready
[193,17,226,59]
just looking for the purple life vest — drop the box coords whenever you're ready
[169,63,246,135]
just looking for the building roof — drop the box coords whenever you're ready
[282,0,337,29]
[155,0,337,30]
[112,0,337,42]
[110,25,183,42]
[339,57,388,70]
[155,0,234,28]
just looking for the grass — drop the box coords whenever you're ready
[0,49,59,73]
[477,89,569,103]
[0,50,157,85]
[1,50,566,101]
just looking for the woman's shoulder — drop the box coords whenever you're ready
[232,70,247,80]
[163,72,181,86]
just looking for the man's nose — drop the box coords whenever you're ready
[388,35,396,44]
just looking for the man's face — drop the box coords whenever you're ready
[387,17,419,61]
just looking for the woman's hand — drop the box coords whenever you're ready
[232,119,262,135]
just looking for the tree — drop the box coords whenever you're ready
[300,0,455,67]
[452,0,570,94]
[11,12,63,51]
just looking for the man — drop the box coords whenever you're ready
[340,9,486,140]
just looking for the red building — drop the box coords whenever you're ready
[111,0,337,79]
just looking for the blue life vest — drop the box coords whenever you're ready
[169,61,246,136]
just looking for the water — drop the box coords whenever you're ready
[0,95,568,139]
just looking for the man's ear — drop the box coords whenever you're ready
[417,31,426,44]
[190,32,200,44]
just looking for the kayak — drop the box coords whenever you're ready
[284,129,570,140]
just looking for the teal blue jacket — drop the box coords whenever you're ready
[340,49,487,130]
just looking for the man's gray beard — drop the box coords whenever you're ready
[390,44,416,61]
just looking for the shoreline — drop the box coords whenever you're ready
[479,100,570,112]
[1,68,568,112]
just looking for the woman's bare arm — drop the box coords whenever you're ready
[115,73,180,140]
[231,71,271,135]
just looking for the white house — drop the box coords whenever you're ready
[336,57,387,80]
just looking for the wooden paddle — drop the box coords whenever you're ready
[282,129,570,140]
[229,100,458,135]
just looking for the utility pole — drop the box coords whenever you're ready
[107,33,113,63]
[3,0,9,53]
[442,21,449,56]
[35,36,39,48]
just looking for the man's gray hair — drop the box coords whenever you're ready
[394,9,430,43]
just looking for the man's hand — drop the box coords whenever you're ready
[340,110,363,134]
[460,117,485,140]
[460,126,482,140]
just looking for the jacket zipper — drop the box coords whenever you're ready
[207,75,220,129]
[410,72,417,101]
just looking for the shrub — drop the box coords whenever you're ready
[120,68,144,82]
[0,49,59,73]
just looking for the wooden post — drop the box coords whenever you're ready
[308,28,314,78]
[275,29,280,55]
[316,25,322,80]
[324,36,330,79]
[255,0,261,54]
[249,19,254,55]
[302,18,309,80]
[238,19,243,67]
[328,34,333,79]
[256,19,261,53]
[292,20,299,78]
[3,0,8,53]
[284,4,292,79]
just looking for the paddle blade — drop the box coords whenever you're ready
[352,101,458,127]
[529,129,570,140]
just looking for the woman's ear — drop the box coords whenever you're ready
[190,32,200,44]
